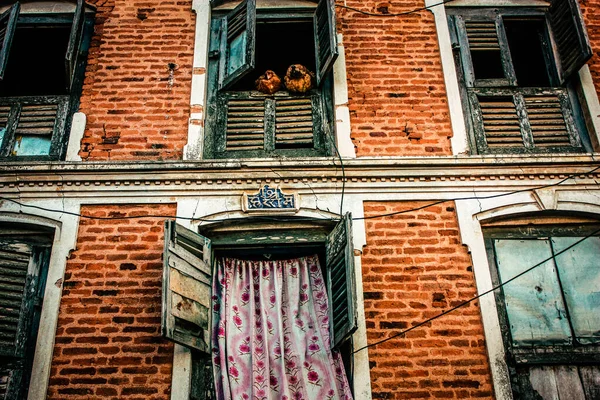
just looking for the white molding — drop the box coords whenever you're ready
[578,64,600,151]
[65,112,86,162]
[333,34,356,158]
[184,0,211,160]
[445,0,549,6]
[426,0,470,155]
[0,203,80,400]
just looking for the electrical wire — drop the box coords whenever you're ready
[0,166,598,222]
[335,0,458,17]
[352,226,600,354]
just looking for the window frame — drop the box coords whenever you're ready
[161,216,358,398]
[447,2,592,155]
[484,224,600,366]
[0,1,94,161]
[203,0,338,159]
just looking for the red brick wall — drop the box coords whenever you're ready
[79,0,194,161]
[339,1,453,157]
[47,204,176,399]
[361,202,494,399]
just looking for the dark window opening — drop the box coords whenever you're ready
[0,25,71,97]
[229,19,316,91]
[471,49,505,80]
[504,18,552,87]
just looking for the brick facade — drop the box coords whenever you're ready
[362,202,494,399]
[340,1,453,157]
[47,204,176,399]
[78,0,195,161]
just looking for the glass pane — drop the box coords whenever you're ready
[552,236,600,344]
[494,239,572,346]
[13,135,51,156]
[227,32,247,75]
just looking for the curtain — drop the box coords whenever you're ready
[212,254,353,400]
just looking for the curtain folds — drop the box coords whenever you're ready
[212,254,353,400]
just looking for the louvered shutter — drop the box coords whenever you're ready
[0,241,49,399]
[326,213,357,348]
[224,96,265,151]
[549,0,592,83]
[275,96,315,149]
[65,0,84,91]
[313,0,338,86]
[162,221,213,354]
[0,3,19,81]
[218,0,256,91]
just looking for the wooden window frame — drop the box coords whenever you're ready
[162,216,358,398]
[0,1,94,161]
[0,229,52,400]
[204,0,337,159]
[448,2,592,155]
[484,224,600,364]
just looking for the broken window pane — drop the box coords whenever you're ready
[552,236,600,345]
[494,239,571,346]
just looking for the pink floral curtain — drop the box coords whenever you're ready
[211,254,353,400]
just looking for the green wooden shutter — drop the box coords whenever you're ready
[549,0,592,83]
[0,241,49,399]
[162,221,213,354]
[218,0,256,91]
[0,3,19,81]
[313,0,338,87]
[326,213,357,348]
[65,0,85,91]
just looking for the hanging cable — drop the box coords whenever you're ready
[335,0,458,18]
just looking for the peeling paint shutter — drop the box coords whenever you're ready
[494,239,572,346]
[552,236,600,345]
[0,240,49,399]
[225,97,265,151]
[313,0,338,86]
[326,213,357,348]
[475,95,523,149]
[65,0,84,91]
[275,96,315,149]
[162,221,213,354]
[0,3,19,81]
[549,0,592,83]
[218,0,256,91]
[524,93,575,148]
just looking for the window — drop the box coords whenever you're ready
[161,216,357,398]
[0,226,52,400]
[0,1,94,160]
[204,0,338,159]
[447,0,593,154]
[485,224,600,399]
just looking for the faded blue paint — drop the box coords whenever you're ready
[228,32,247,75]
[495,239,572,346]
[0,127,5,146]
[553,236,600,345]
[13,135,51,156]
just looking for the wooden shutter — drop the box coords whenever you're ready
[218,0,256,91]
[274,97,315,149]
[313,0,338,86]
[65,0,85,91]
[0,3,19,81]
[162,221,213,354]
[224,96,265,151]
[549,0,592,83]
[524,93,576,148]
[326,213,357,348]
[0,241,49,399]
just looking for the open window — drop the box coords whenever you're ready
[204,0,338,159]
[448,0,593,154]
[0,1,94,160]
[161,215,357,398]
[484,222,600,399]
[0,225,52,400]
